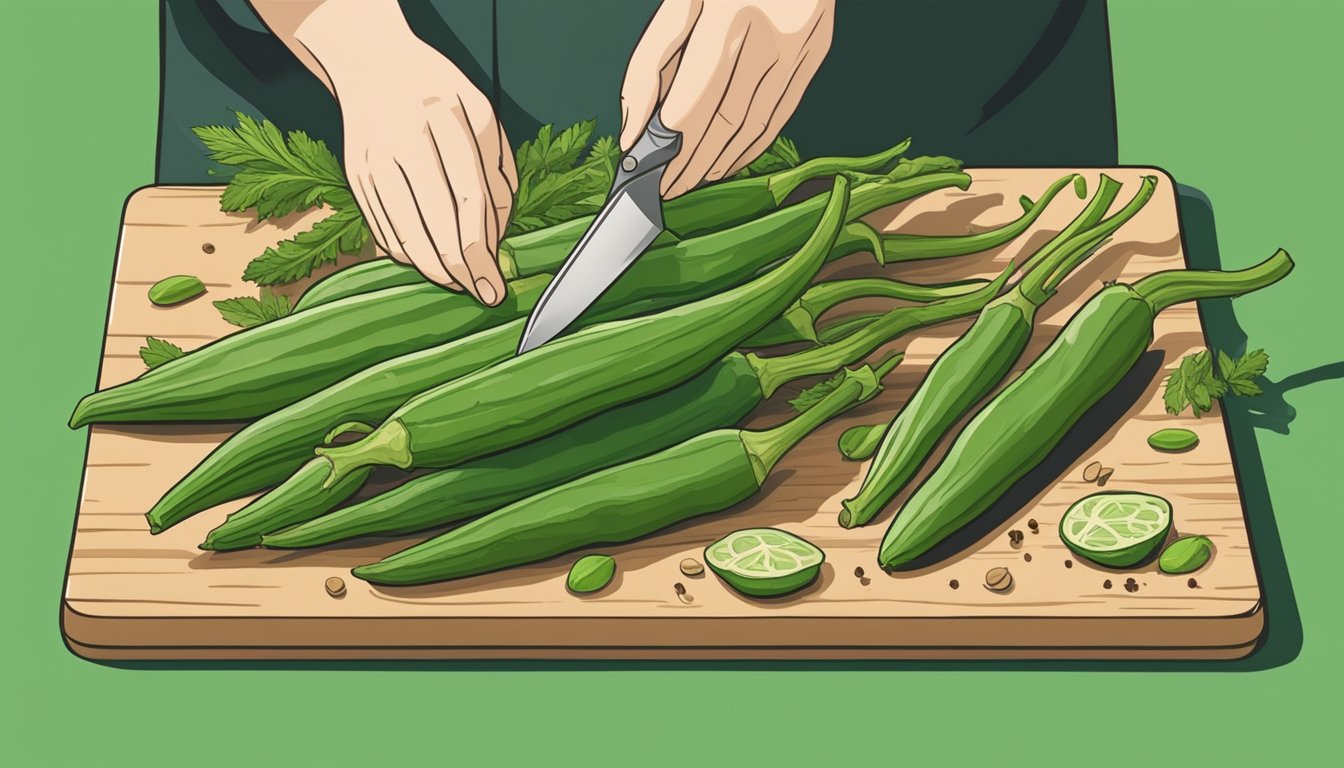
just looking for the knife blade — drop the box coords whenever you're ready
[516,113,681,354]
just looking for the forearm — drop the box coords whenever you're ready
[248,0,417,94]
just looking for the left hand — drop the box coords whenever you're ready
[619,0,834,198]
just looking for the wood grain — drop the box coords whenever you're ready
[62,169,1265,660]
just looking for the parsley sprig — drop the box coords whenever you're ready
[1163,347,1269,417]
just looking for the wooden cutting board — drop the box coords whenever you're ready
[62,168,1266,660]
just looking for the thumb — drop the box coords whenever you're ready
[620,0,697,150]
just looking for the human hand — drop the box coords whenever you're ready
[620,0,834,199]
[283,0,517,303]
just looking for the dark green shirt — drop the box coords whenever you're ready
[157,0,1116,183]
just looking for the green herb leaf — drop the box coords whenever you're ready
[508,143,616,235]
[515,119,596,180]
[1221,348,1269,396]
[1162,371,1188,415]
[732,136,801,178]
[139,337,184,370]
[788,371,846,412]
[213,288,293,328]
[192,113,348,219]
[242,207,370,286]
[1163,346,1271,416]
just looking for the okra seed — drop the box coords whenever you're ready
[1064,559,1073,569]
[1082,461,1102,483]
[984,567,1013,592]
[854,566,865,578]
[679,558,704,577]
[1103,579,1113,589]
[1027,519,1039,533]
[1024,553,1032,563]
[1188,578,1199,588]
[201,242,215,254]
[324,576,346,598]
[949,579,959,590]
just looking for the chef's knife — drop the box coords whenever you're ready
[515,113,682,354]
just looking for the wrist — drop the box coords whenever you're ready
[294,0,422,89]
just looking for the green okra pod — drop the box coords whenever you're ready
[200,176,854,550]
[353,363,890,586]
[841,174,1157,529]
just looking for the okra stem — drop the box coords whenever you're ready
[798,274,990,315]
[742,365,886,482]
[1136,248,1294,312]
[1019,176,1157,304]
[753,264,1015,396]
[877,172,1084,262]
[767,139,911,205]
[1012,174,1121,286]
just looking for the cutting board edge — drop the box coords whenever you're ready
[61,598,1265,661]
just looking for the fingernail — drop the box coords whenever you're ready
[475,277,499,305]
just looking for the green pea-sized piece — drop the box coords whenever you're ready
[1159,535,1214,574]
[1148,428,1200,452]
[567,555,617,594]
[838,423,887,461]
[148,275,206,306]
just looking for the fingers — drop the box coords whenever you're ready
[495,120,519,241]
[370,169,461,289]
[724,46,824,178]
[352,173,396,257]
[664,32,777,195]
[717,11,832,178]
[657,15,752,198]
[473,108,515,264]
[433,102,506,305]
[620,0,699,150]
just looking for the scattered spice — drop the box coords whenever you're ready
[324,576,346,598]
[1082,461,1103,483]
[854,566,865,579]
[1188,578,1199,589]
[1097,467,1115,486]
[1008,529,1024,548]
[673,582,686,595]
[1027,518,1039,533]
[201,242,216,254]
[1103,579,1113,589]
[984,567,1013,592]
[949,579,959,590]
[1064,559,1073,569]
[1124,577,1140,593]
[679,558,704,577]
[1023,553,1032,563]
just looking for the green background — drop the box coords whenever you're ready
[2,0,1339,764]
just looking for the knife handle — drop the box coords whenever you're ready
[613,112,682,189]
